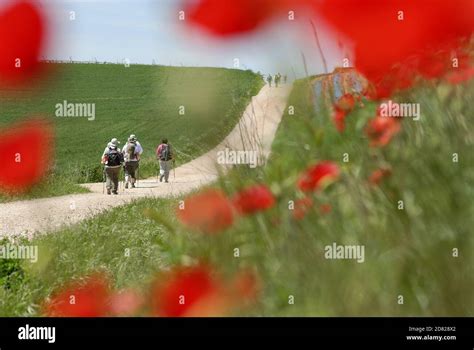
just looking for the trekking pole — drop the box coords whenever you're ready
[173,159,176,180]
[122,166,125,192]
[102,167,105,194]
[137,162,139,187]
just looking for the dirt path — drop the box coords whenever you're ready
[0,84,292,238]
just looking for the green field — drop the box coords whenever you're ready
[1,76,472,316]
[0,63,263,201]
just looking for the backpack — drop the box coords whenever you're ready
[159,144,172,161]
[127,143,136,159]
[107,148,123,166]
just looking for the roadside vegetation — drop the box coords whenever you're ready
[2,76,472,316]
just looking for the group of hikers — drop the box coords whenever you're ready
[266,73,287,87]
[101,135,174,195]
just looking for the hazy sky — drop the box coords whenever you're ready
[35,0,347,78]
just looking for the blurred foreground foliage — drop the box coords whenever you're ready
[1,78,472,316]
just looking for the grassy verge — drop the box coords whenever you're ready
[1,78,472,316]
[0,177,89,203]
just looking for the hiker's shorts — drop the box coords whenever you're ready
[105,166,120,192]
[159,160,171,181]
[124,161,139,179]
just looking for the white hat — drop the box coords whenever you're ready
[110,138,120,146]
[107,142,117,149]
[129,134,137,141]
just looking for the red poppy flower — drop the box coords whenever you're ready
[232,184,275,215]
[152,265,260,317]
[332,107,347,132]
[297,161,340,192]
[367,61,418,99]
[369,167,392,185]
[0,118,54,194]
[317,0,474,98]
[417,50,453,79]
[365,115,401,147]
[0,0,47,87]
[177,189,234,234]
[335,93,356,112]
[43,273,111,317]
[445,66,474,85]
[292,197,313,220]
[185,0,296,36]
[109,289,144,316]
[152,265,229,317]
[332,93,357,132]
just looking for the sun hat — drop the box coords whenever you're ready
[110,138,120,146]
[107,142,117,149]
[129,134,137,141]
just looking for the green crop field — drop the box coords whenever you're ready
[0,63,263,201]
[1,76,472,317]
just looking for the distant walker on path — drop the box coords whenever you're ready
[266,74,273,87]
[275,73,281,88]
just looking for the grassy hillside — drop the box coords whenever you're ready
[1,77,472,317]
[0,63,263,201]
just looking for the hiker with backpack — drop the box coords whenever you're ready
[155,138,173,183]
[122,134,143,189]
[101,138,124,195]
[266,74,272,87]
[128,134,143,154]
